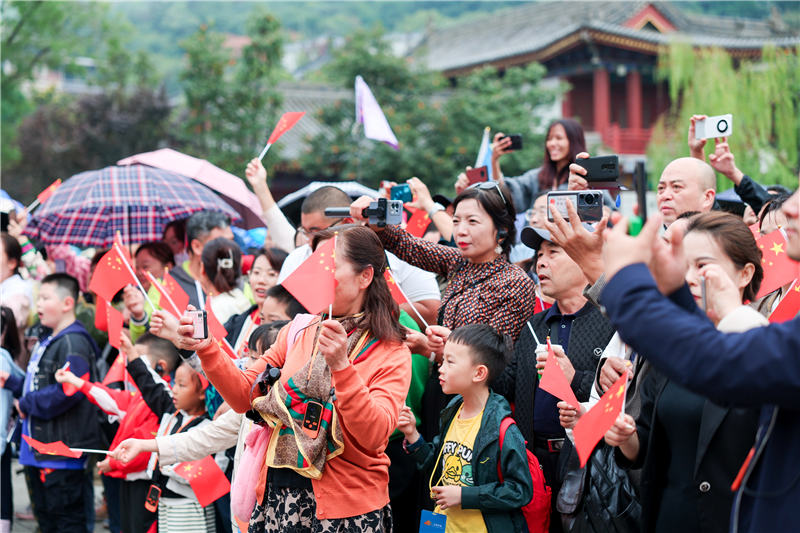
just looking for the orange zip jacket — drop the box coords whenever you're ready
[196,319,412,519]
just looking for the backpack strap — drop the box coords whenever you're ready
[497,416,516,482]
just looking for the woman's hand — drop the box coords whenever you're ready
[406,177,434,212]
[699,263,742,322]
[598,357,632,394]
[567,152,590,191]
[604,413,636,447]
[557,401,583,430]
[431,486,462,510]
[398,405,420,443]
[688,115,708,160]
[492,132,513,159]
[349,195,376,224]
[112,438,157,464]
[403,328,430,356]
[173,307,214,353]
[123,286,146,322]
[318,320,349,372]
[245,158,268,194]
[454,169,470,195]
[425,325,451,361]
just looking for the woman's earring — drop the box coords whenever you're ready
[495,243,503,254]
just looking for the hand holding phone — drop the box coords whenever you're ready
[188,309,208,339]
[500,134,522,151]
[390,184,413,204]
[465,166,488,185]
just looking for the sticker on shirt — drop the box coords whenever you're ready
[442,440,474,486]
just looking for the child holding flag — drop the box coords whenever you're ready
[398,324,532,533]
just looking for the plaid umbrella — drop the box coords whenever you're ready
[24,165,241,248]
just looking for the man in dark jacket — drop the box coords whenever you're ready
[600,186,800,533]
[0,274,101,533]
[493,226,615,532]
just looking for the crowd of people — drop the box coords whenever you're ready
[0,114,798,533]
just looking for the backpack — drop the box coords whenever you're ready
[498,417,552,533]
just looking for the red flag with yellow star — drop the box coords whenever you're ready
[769,281,800,323]
[756,230,800,299]
[205,297,229,340]
[22,435,82,459]
[175,455,231,507]
[383,268,408,306]
[89,246,138,303]
[162,272,190,316]
[406,208,431,238]
[282,236,337,314]
[573,372,627,467]
[36,179,62,204]
[267,112,305,144]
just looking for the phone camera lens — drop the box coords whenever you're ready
[717,119,728,133]
[584,195,595,205]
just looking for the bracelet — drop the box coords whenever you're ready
[402,435,424,454]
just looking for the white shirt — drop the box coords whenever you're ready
[278,245,440,303]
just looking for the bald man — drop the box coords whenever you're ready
[656,157,716,226]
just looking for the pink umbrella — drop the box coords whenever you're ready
[118,148,265,228]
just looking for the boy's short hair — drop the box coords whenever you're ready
[449,324,513,383]
[41,273,80,304]
[248,320,290,355]
[135,332,180,372]
[267,285,308,319]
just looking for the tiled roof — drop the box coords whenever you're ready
[420,1,800,73]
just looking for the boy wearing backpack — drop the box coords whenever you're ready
[398,324,533,533]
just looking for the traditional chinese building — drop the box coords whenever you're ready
[420,1,799,155]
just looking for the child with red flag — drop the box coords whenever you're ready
[55,333,179,533]
[0,274,102,533]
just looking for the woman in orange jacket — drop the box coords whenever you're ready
[166,225,412,533]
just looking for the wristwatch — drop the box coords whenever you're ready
[427,202,445,218]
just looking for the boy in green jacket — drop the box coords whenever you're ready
[399,323,532,533]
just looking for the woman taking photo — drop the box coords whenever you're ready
[172,225,411,533]
[456,119,587,212]
[603,212,765,533]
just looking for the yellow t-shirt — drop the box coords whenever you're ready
[434,406,488,533]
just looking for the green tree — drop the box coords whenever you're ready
[178,11,285,175]
[648,43,800,188]
[299,27,560,193]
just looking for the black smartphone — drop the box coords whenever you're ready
[575,155,619,183]
[502,134,523,151]
[0,212,8,233]
[390,184,412,203]
[634,161,647,223]
[303,399,324,439]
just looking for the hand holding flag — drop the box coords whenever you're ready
[538,339,580,408]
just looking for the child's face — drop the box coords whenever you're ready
[438,340,484,395]
[172,364,204,413]
[260,297,291,323]
[36,283,71,329]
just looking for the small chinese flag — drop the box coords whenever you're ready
[267,112,305,145]
[102,353,134,388]
[205,297,228,340]
[748,223,760,239]
[147,272,182,317]
[162,272,190,316]
[89,246,137,303]
[538,338,580,408]
[175,455,231,508]
[573,372,627,467]
[406,208,431,238]
[95,296,109,333]
[36,179,62,204]
[383,269,408,306]
[61,367,89,397]
[22,435,82,459]
[282,237,338,314]
[756,229,800,299]
[113,232,133,265]
[769,281,800,323]
[106,302,124,350]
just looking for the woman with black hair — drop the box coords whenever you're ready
[0,306,24,533]
[201,237,251,322]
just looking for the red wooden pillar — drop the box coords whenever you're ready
[626,69,642,130]
[593,68,610,135]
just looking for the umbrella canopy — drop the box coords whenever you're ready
[24,165,240,248]
[0,189,24,213]
[276,181,379,226]
[118,148,265,229]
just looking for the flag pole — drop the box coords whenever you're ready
[24,198,40,215]
[258,143,273,161]
[70,447,110,455]
[145,272,180,317]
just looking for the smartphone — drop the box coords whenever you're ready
[546,190,603,222]
[465,166,488,185]
[0,212,8,233]
[501,134,523,151]
[302,399,324,439]
[144,484,161,513]
[390,184,412,204]
[695,114,732,140]
[188,309,208,339]
[575,155,619,183]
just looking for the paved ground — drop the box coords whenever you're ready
[9,457,106,533]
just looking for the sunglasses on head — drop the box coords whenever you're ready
[468,180,508,207]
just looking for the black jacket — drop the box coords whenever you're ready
[224,305,258,348]
[493,302,615,448]
[616,369,759,533]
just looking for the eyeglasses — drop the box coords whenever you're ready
[468,181,508,207]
